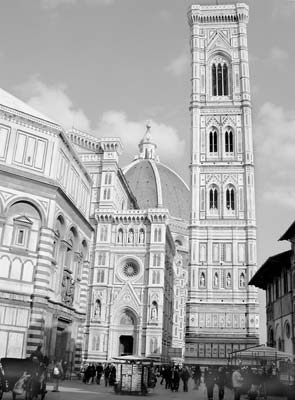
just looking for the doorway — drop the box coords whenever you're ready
[119,335,133,356]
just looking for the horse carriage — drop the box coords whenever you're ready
[0,358,47,400]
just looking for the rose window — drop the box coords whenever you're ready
[123,262,139,277]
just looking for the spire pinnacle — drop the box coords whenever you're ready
[137,123,159,161]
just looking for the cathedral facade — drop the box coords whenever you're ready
[186,3,259,364]
[0,2,259,369]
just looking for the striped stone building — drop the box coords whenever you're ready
[0,88,93,367]
[0,90,189,367]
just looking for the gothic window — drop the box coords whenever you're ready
[150,337,158,353]
[209,129,218,153]
[97,252,106,266]
[154,228,162,242]
[209,187,218,209]
[97,269,105,283]
[226,187,235,210]
[156,271,160,284]
[225,129,234,153]
[153,254,161,266]
[104,173,112,185]
[212,59,229,96]
[152,271,156,284]
[92,335,100,351]
[100,226,108,242]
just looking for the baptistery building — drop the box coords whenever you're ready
[0,88,189,367]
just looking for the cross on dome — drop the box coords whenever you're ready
[138,123,159,161]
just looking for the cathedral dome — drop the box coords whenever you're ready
[123,125,190,221]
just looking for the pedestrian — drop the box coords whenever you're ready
[62,360,68,380]
[180,366,190,392]
[96,363,103,384]
[204,367,216,400]
[232,367,244,400]
[216,366,227,400]
[87,364,96,384]
[52,360,63,392]
[104,364,110,387]
[193,365,202,389]
[109,364,116,386]
[30,344,44,363]
[171,366,180,392]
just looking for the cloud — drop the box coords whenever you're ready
[269,47,289,68]
[272,0,295,18]
[254,102,295,208]
[96,111,185,161]
[15,77,185,161]
[15,76,91,131]
[41,0,114,9]
[166,52,190,77]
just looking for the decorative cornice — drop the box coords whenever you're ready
[0,108,60,137]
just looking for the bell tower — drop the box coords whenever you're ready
[186,3,259,364]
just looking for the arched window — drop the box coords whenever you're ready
[226,187,235,210]
[152,271,156,284]
[212,59,229,96]
[156,271,160,284]
[97,269,105,283]
[209,187,218,209]
[209,129,218,153]
[225,129,234,153]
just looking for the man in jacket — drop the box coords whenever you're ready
[232,367,244,400]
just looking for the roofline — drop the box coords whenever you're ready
[279,220,295,241]
[249,250,292,289]
[0,101,60,129]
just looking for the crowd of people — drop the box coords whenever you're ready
[80,363,116,386]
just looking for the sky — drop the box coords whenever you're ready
[1,0,295,341]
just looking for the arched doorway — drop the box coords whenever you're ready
[119,335,133,356]
[117,310,136,356]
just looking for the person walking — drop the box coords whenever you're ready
[232,367,244,400]
[204,367,216,400]
[104,364,110,387]
[216,366,227,400]
[180,366,190,392]
[96,363,103,384]
[52,360,63,392]
[193,365,202,389]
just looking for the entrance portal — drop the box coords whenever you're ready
[119,335,133,356]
